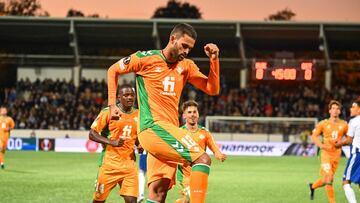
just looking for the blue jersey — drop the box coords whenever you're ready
[139,152,147,172]
[343,116,360,183]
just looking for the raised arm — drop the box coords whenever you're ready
[107,54,140,118]
[107,63,121,119]
[188,43,220,95]
[206,132,227,162]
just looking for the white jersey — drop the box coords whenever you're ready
[348,115,360,154]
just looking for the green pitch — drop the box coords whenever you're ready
[0,151,358,203]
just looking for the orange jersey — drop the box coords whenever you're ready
[0,115,15,139]
[178,125,221,176]
[91,107,138,169]
[180,125,221,155]
[108,50,219,131]
[312,119,348,156]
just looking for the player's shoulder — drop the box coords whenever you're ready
[339,119,348,125]
[100,107,110,113]
[134,50,163,59]
[198,125,210,132]
[180,58,197,69]
[131,108,139,115]
[350,116,360,125]
[6,116,14,121]
[318,119,329,125]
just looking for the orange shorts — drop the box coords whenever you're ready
[93,164,138,201]
[138,121,204,186]
[319,152,340,177]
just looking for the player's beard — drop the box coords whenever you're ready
[171,43,185,61]
[188,117,198,126]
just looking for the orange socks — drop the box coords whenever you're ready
[190,164,210,203]
[325,185,335,203]
[0,152,4,164]
[312,178,324,189]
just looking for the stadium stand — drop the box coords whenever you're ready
[0,17,359,132]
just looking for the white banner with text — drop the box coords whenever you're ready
[206,141,317,156]
[55,138,103,153]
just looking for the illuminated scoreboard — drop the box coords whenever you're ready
[252,61,315,81]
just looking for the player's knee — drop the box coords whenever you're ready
[324,175,333,184]
[193,153,211,166]
[123,196,137,203]
[343,180,351,185]
[148,179,170,202]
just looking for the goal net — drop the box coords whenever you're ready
[205,116,318,143]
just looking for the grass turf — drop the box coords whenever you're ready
[0,151,359,203]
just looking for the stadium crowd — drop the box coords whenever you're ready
[0,77,359,131]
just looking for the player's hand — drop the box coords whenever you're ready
[334,141,342,148]
[109,104,120,120]
[109,138,125,147]
[215,153,227,162]
[137,144,144,154]
[204,43,219,59]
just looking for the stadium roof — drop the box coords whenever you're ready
[0,16,359,69]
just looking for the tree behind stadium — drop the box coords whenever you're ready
[1,0,49,16]
[265,8,296,21]
[152,0,202,19]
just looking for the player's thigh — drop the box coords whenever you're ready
[147,152,177,189]
[320,153,333,176]
[93,166,121,201]
[330,156,341,174]
[119,168,139,198]
[138,121,204,165]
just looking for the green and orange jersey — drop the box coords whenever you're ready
[312,119,348,156]
[0,115,15,141]
[178,124,221,177]
[107,50,220,132]
[91,107,138,169]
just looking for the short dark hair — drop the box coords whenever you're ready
[170,23,197,40]
[328,100,342,110]
[353,99,360,107]
[117,84,134,95]
[182,100,198,112]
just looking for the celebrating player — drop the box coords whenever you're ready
[309,100,348,203]
[107,23,220,203]
[0,107,15,169]
[89,84,139,203]
[335,100,360,203]
[175,100,226,203]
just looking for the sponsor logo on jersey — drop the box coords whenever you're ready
[161,76,176,96]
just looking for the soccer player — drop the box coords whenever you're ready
[89,84,139,203]
[335,100,360,203]
[309,100,348,203]
[175,100,226,203]
[107,23,220,203]
[0,106,15,169]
